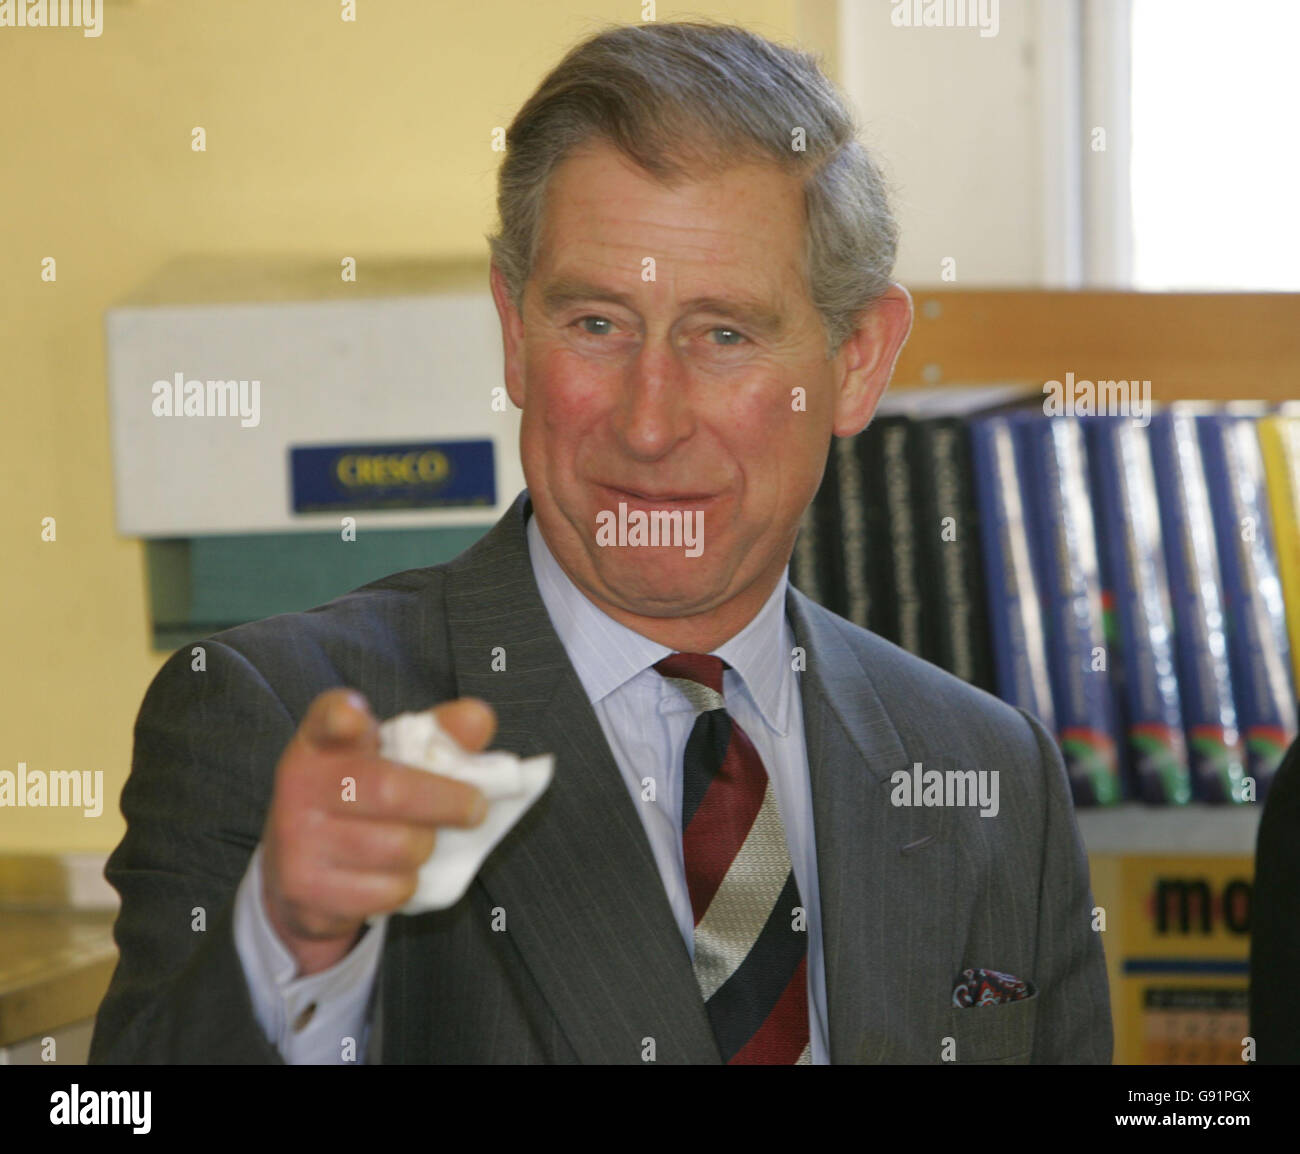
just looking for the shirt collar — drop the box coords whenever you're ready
[525,509,794,737]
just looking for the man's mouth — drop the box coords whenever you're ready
[600,484,718,506]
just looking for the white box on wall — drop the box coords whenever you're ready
[106,258,521,537]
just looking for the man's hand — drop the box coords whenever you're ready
[260,689,495,976]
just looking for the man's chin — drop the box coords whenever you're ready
[585,554,731,619]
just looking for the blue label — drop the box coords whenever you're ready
[290,440,496,513]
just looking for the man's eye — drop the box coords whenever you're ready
[572,318,747,345]
[709,327,748,346]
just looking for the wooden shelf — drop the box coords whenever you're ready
[893,290,1300,403]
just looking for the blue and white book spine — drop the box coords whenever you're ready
[1085,416,1191,804]
[1197,413,1298,798]
[1147,411,1249,803]
[970,415,1055,733]
[1014,413,1121,806]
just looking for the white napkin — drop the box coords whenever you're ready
[377,710,554,914]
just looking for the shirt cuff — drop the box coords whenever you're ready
[233,842,389,1063]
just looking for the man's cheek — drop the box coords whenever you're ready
[738,368,818,416]
[722,383,817,447]
[546,388,602,431]
[534,357,610,425]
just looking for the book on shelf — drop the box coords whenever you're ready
[1147,409,1251,803]
[1197,410,1298,798]
[970,410,1056,735]
[908,386,1035,691]
[1258,411,1300,695]
[1012,411,1122,805]
[1084,415,1192,804]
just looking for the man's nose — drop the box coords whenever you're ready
[611,339,696,460]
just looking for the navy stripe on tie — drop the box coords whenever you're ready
[703,870,806,1061]
[681,710,730,830]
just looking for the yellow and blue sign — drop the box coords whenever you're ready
[290,439,495,513]
[1089,853,1252,1064]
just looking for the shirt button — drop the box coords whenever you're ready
[292,1002,318,1032]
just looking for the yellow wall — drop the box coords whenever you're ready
[1,0,829,852]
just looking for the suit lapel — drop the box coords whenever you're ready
[442,494,720,1064]
[788,588,952,1063]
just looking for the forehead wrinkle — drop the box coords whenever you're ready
[555,176,798,234]
[574,209,792,248]
[570,209,809,288]
[544,232,802,294]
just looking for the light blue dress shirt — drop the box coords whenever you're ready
[234,510,830,1063]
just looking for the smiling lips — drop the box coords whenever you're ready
[604,484,717,504]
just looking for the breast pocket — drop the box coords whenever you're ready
[945,990,1039,1064]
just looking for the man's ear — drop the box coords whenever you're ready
[489,263,527,409]
[831,282,914,437]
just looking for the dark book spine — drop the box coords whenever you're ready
[878,416,924,654]
[913,416,995,690]
[834,433,871,628]
[793,446,847,616]
[856,418,892,636]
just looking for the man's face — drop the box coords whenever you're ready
[492,139,906,640]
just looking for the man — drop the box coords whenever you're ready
[91,20,1111,1065]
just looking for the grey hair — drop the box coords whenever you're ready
[485,20,899,357]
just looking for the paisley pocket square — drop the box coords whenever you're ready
[952,967,1034,1008]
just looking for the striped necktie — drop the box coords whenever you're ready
[654,652,811,1064]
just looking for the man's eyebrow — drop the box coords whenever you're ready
[540,278,638,315]
[538,276,786,335]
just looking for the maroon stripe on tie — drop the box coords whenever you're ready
[681,722,768,922]
[655,651,725,693]
[727,954,810,1065]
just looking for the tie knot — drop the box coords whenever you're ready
[654,652,726,712]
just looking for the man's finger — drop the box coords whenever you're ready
[301,689,379,753]
[432,697,497,753]
[320,816,439,874]
[326,759,488,826]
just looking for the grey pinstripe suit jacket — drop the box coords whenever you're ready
[89,490,1112,1064]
